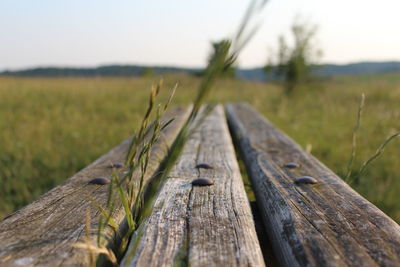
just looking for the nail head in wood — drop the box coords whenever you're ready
[195,163,214,169]
[87,177,110,185]
[284,162,300,169]
[192,178,214,186]
[294,176,317,185]
[107,162,124,169]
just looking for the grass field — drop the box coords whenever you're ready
[0,73,399,222]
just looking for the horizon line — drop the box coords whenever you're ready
[2,59,400,73]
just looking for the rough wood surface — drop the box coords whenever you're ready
[0,106,191,267]
[226,103,400,267]
[121,106,265,267]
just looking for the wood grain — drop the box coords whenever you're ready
[121,105,265,267]
[226,102,400,267]
[0,106,191,267]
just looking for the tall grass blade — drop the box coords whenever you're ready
[85,207,95,267]
[355,132,400,182]
[115,176,135,231]
[235,0,268,43]
[86,195,118,232]
[345,93,365,181]
[164,83,177,111]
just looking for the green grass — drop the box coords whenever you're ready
[0,73,399,222]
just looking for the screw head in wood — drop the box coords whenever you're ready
[284,162,300,169]
[192,178,214,186]
[107,163,124,169]
[88,177,110,185]
[294,176,317,185]
[195,163,214,169]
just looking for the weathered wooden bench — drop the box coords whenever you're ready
[1,103,399,267]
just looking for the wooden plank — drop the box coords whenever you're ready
[121,105,265,267]
[0,106,191,267]
[225,102,400,267]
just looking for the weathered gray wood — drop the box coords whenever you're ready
[0,106,191,267]
[226,103,400,267]
[121,105,266,267]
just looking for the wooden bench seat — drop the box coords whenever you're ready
[1,103,399,267]
[226,103,400,266]
[0,106,191,266]
[121,106,265,266]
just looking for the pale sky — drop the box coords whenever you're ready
[1,0,400,71]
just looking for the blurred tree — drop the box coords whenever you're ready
[141,67,155,77]
[207,40,236,78]
[264,18,322,94]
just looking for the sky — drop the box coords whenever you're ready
[1,0,400,71]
